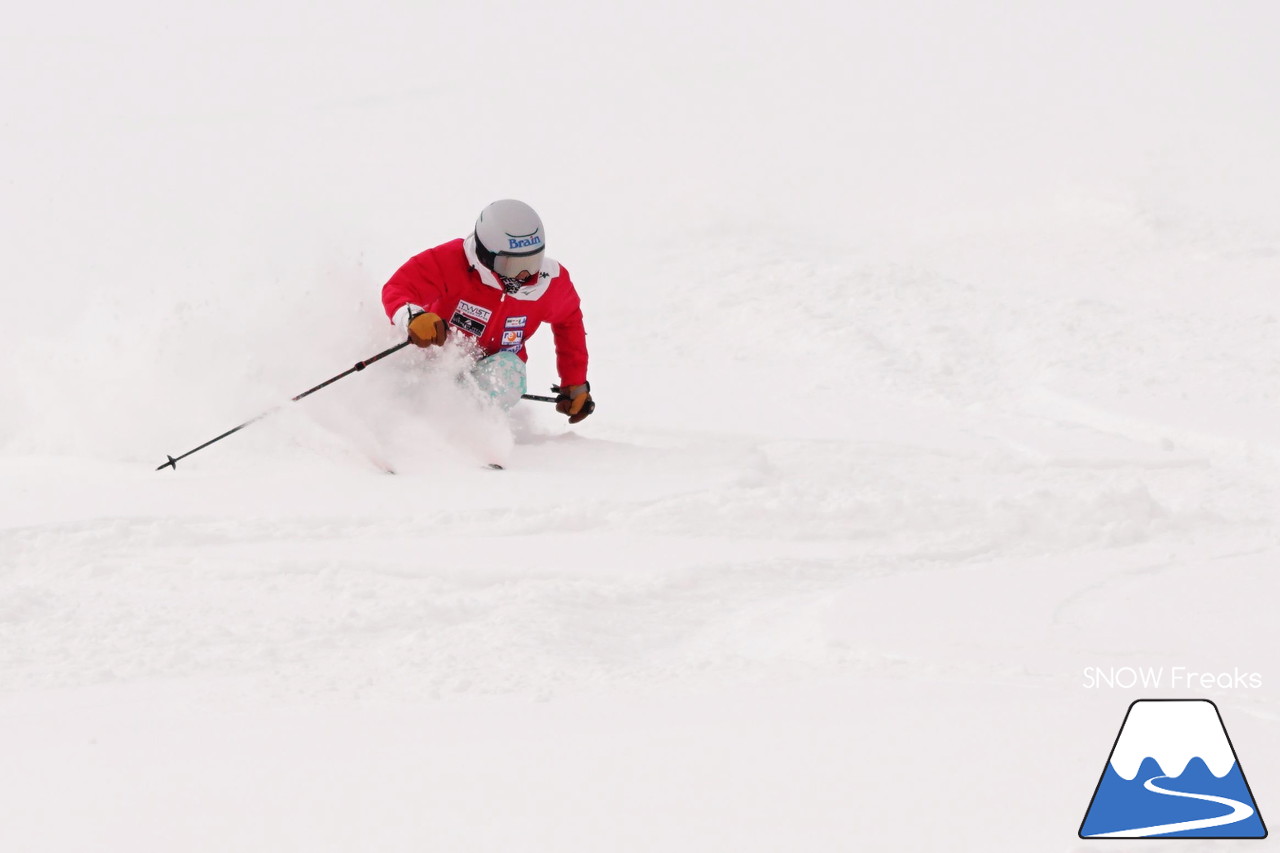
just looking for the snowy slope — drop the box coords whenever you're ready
[2,2,1279,851]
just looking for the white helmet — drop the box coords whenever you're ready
[473,199,545,285]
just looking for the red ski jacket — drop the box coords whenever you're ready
[381,236,589,387]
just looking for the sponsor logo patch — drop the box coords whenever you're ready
[502,330,524,346]
[505,316,527,329]
[450,299,492,337]
[450,312,485,337]
[456,300,492,323]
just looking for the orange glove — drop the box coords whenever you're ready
[407,312,448,347]
[555,383,594,424]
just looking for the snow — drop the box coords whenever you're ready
[2,1,1279,850]
[1110,701,1237,781]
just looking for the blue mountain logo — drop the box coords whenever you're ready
[1080,700,1267,839]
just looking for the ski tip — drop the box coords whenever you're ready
[487,463,505,471]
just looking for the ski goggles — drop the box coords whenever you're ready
[492,249,543,283]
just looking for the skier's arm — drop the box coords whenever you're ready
[549,288,592,422]
[551,298,589,389]
[382,251,447,330]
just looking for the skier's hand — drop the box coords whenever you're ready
[555,383,594,424]
[407,312,448,347]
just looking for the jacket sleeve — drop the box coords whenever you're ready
[381,250,446,326]
[550,278,589,388]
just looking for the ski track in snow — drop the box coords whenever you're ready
[1,408,1271,703]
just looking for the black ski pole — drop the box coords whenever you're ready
[521,386,595,418]
[156,340,413,471]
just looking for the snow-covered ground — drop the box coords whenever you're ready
[2,2,1278,850]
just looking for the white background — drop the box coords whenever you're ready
[1,1,1277,849]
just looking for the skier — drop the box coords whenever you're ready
[381,199,594,423]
